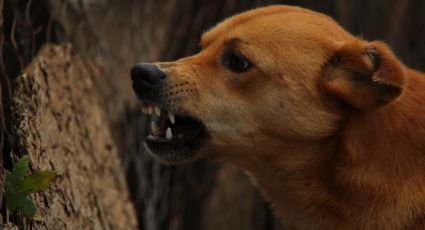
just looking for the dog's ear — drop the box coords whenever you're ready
[322,40,405,110]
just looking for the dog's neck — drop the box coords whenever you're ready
[222,137,338,227]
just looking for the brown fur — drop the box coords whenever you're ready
[152,5,425,229]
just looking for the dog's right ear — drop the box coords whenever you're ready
[322,40,405,110]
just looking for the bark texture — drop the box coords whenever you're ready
[10,44,137,229]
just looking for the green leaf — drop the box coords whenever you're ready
[4,190,36,217]
[5,156,30,191]
[19,170,57,193]
[19,196,36,217]
[5,190,20,210]
[5,170,16,191]
[12,156,29,181]
[3,156,55,218]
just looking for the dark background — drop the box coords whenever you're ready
[1,0,424,229]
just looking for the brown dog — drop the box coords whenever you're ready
[131,5,425,229]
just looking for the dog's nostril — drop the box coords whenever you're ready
[131,63,166,86]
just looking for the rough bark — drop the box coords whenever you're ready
[10,44,137,229]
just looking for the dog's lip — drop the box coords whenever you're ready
[146,134,171,142]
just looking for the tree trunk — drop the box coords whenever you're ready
[10,44,137,229]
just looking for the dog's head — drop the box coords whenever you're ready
[131,5,405,164]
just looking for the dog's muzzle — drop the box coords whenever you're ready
[130,62,208,164]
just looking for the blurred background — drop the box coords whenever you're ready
[1,0,424,229]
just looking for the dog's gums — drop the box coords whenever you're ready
[131,5,425,229]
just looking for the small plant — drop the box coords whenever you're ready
[4,156,56,217]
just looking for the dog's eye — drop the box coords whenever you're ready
[223,52,252,73]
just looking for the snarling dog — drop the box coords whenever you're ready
[131,5,425,229]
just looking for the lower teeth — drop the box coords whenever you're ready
[166,127,173,140]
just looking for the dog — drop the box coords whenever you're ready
[131,5,425,229]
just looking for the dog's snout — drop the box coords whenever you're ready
[131,63,166,86]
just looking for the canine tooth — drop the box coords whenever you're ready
[166,127,173,140]
[169,112,175,124]
[148,106,153,115]
[154,106,161,116]
[151,121,160,135]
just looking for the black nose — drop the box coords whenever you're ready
[131,63,167,86]
[131,63,167,102]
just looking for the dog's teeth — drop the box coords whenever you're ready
[154,106,161,116]
[166,127,173,140]
[169,112,175,124]
[148,106,153,115]
[151,121,160,135]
